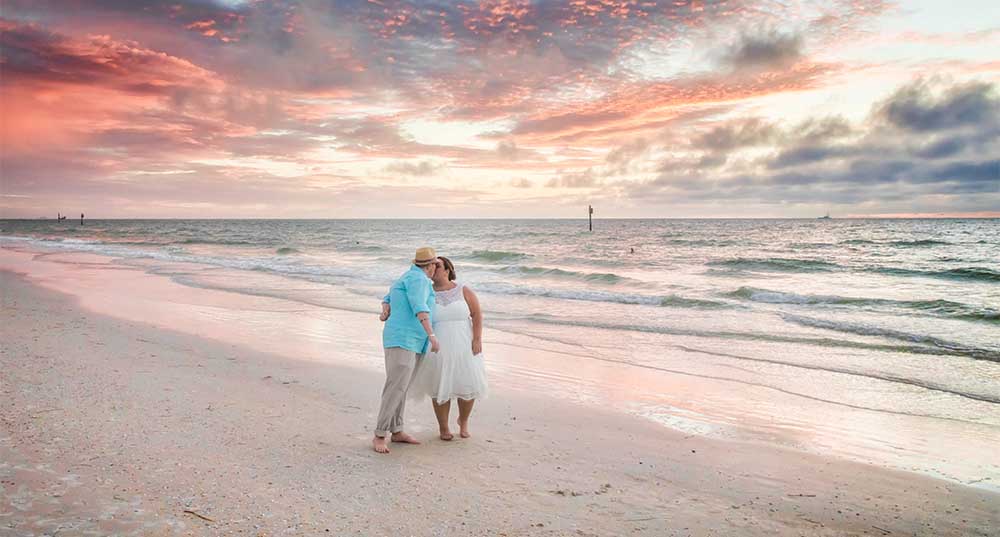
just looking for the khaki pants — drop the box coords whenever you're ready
[374,347,423,437]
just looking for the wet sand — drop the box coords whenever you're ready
[2,262,999,535]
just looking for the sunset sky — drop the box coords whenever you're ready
[1,0,998,218]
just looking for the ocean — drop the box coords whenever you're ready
[2,218,999,486]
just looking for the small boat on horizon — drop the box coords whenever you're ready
[818,213,832,219]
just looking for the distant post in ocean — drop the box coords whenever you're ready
[588,205,594,232]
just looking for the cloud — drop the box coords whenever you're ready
[385,160,443,177]
[685,115,855,172]
[915,137,965,159]
[928,159,999,187]
[876,80,999,132]
[546,169,599,188]
[512,110,630,137]
[696,153,728,169]
[0,19,222,95]
[497,140,520,160]
[1,1,991,218]
[768,144,860,169]
[600,137,652,176]
[606,138,650,165]
[795,117,853,142]
[696,118,779,151]
[625,80,1000,211]
[720,31,804,71]
[496,63,835,146]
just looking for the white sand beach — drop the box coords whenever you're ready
[2,247,999,536]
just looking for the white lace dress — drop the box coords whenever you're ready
[409,282,489,402]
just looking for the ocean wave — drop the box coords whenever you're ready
[708,257,840,273]
[663,238,739,247]
[468,249,529,262]
[476,282,730,309]
[727,287,999,323]
[780,314,1000,362]
[892,239,953,247]
[336,241,385,252]
[703,268,767,279]
[840,238,952,247]
[676,346,1000,405]
[492,265,630,284]
[788,242,835,249]
[726,286,873,305]
[870,266,1000,283]
[0,234,380,282]
[511,314,990,361]
[178,238,265,246]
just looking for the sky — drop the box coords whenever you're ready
[1,0,998,218]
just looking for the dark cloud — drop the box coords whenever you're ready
[629,81,1000,211]
[0,19,217,96]
[697,118,779,151]
[0,21,70,79]
[768,144,859,169]
[929,159,999,186]
[877,80,999,132]
[915,137,966,159]
[721,31,803,71]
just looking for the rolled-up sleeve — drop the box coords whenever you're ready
[405,274,431,315]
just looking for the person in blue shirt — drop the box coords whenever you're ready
[372,247,440,454]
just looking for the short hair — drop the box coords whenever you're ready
[438,256,456,281]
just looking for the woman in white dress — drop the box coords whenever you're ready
[408,256,488,440]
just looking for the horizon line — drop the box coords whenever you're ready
[3,215,999,221]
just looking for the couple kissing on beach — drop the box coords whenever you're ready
[372,247,489,454]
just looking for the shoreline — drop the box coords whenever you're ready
[2,244,998,491]
[3,262,999,534]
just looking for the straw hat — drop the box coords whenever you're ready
[413,246,437,266]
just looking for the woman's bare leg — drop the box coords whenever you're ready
[433,399,453,440]
[457,398,475,438]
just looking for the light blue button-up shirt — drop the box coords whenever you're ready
[382,265,435,354]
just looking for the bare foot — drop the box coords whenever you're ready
[390,432,421,445]
[458,419,471,438]
[373,436,390,454]
[439,428,454,441]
